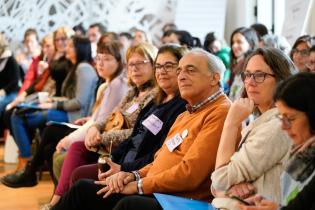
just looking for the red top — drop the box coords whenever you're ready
[18,56,40,94]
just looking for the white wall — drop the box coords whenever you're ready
[223,0,315,45]
[305,0,315,35]
[274,0,286,35]
[257,0,272,31]
[175,0,227,43]
[0,0,177,45]
[224,0,256,43]
[281,0,314,45]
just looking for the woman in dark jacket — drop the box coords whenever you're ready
[69,44,187,182]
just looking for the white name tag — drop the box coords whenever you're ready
[126,103,139,114]
[166,133,183,152]
[142,114,163,135]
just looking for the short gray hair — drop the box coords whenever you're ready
[189,48,225,77]
[261,34,291,55]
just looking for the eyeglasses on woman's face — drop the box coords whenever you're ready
[95,54,116,65]
[241,71,275,83]
[154,62,178,74]
[277,113,301,129]
[127,60,150,70]
[292,48,310,57]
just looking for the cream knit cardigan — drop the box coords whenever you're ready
[211,108,292,205]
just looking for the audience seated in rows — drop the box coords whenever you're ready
[44,42,159,208]
[0,40,129,189]
[1,21,315,210]
[50,48,230,210]
[65,44,188,201]
[2,28,73,171]
[1,35,98,187]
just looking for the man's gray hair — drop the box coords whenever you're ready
[189,48,226,77]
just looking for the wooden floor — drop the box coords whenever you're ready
[0,143,54,210]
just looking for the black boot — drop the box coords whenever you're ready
[1,161,38,188]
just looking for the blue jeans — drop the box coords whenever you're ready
[0,92,17,118]
[11,109,69,157]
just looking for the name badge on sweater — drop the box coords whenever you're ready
[166,133,183,152]
[142,114,163,135]
[126,103,139,114]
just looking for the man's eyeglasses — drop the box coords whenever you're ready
[128,60,150,69]
[292,48,310,57]
[154,62,178,73]
[241,71,275,83]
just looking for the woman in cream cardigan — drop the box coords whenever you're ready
[237,73,315,210]
[211,48,297,210]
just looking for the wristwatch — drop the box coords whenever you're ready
[131,171,141,181]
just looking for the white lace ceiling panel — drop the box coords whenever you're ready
[0,0,177,44]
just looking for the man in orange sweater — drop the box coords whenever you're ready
[51,48,231,210]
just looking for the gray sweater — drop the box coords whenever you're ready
[53,62,98,122]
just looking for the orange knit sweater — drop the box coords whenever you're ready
[138,95,231,201]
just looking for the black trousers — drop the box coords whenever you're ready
[29,124,75,185]
[51,179,162,210]
[3,108,17,138]
[51,179,126,210]
[113,195,162,210]
[2,108,33,137]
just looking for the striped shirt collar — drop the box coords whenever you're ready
[186,89,223,113]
